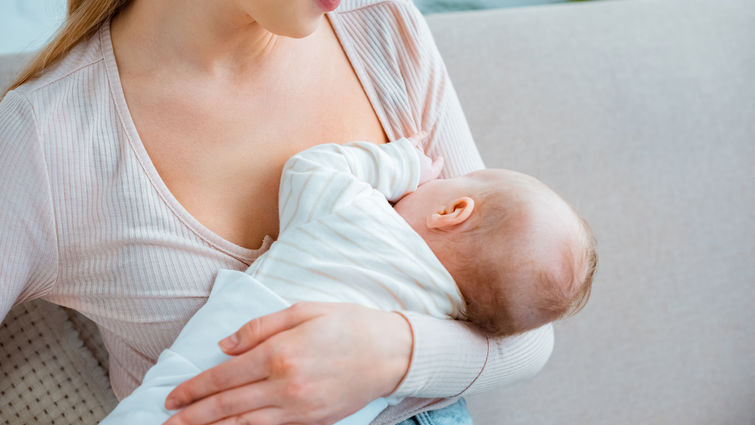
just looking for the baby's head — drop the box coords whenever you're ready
[394,169,597,337]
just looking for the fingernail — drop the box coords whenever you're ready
[219,333,238,351]
[165,397,179,410]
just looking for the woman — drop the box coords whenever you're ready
[0,0,554,423]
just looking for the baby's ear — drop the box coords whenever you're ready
[426,197,475,229]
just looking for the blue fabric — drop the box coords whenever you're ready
[397,399,474,425]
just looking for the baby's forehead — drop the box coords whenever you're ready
[500,192,584,255]
[468,168,517,180]
[470,169,547,192]
[466,168,579,230]
[470,170,560,208]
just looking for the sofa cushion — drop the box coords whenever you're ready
[0,300,116,424]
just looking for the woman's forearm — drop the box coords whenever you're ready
[391,312,554,398]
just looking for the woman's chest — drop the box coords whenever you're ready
[45,183,250,358]
[125,50,388,251]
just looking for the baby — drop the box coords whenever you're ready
[395,169,596,337]
[101,136,596,424]
[256,135,597,337]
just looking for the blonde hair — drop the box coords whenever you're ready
[2,0,130,98]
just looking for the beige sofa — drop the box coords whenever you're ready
[1,0,753,423]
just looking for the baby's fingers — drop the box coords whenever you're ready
[430,156,444,179]
[407,131,429,147]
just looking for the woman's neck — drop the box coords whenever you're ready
[110,0,288,79]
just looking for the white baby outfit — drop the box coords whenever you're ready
[101,138,465,424]
[251,138,464,316]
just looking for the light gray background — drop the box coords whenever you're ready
[0,0,578,54]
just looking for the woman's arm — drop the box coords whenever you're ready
[162,303,413,425]
[394,313,554,398]
[393,0,555,398]
[161,304,552,425]
[0,91,59,321]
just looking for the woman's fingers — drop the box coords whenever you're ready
[164,303,411,425]
[167,303,327,410]
[209,407,286,425]
[163,380,279,425]
[219,303,321,355]
[165,348,269,410]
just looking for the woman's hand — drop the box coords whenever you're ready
[162,302,413,425]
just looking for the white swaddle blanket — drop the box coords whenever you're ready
[101,269,390,424]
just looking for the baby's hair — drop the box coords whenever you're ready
[563,215,597,318]
[529,213,597,325]
[449,181,597,337]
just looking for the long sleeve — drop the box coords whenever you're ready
[0,91,59,322]
[381,0,555,401]
[393,314,553,398]
[278,138,420,231]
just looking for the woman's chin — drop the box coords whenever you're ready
[289,20,323,38]
[263,15,323,39]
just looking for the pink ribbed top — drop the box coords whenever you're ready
[0,0,553,421]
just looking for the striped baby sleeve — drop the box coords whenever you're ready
[277,139,420,231]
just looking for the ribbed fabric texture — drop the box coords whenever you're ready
[0,0,553,420]
[249,139,464,319]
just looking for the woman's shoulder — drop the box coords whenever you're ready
[330,0,447,134]
[1,24,116,168]
[334,0,416,13]
[331,0,439,71]
[5,25,112,143]
[11,26,106,100]
[332,0,425,33]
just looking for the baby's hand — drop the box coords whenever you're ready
[407,131,429,148]
[416,147,444,186]
[406,131,443,185]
